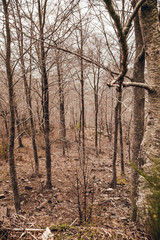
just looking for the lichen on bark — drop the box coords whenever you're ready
[137,0,160,222]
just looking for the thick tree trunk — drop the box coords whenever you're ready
[38,0,52,188]
[137,0,160,217]
[131,1,145,221]
[2,0,21,212]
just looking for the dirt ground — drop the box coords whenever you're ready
[0,129,151,239]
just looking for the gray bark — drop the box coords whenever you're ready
[131,0,145,221]
[137,0,160,217]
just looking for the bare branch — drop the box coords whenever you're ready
[48,43,118,77]
[108,81,156,92]
[103,0,128,84]
[122,82,156,92]
[124,0,146,36]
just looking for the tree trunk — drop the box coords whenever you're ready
[80,40,85,161]
[56,50,66,156]
[38,0,52,188]
[111,88,121,188]
[131,1,145,221]
[2,0,21,212]
[93,66,100,155]
[15,106,23,148]
[14,0,39,174]
[119,1,125,175]
[4,116,9,138]
[118,90,124,175]
[137,0,160,217]
[94,91,98,155]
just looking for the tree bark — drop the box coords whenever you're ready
[110,88,121,188]
[118,90,124,175]
[137,0,160,217]
[131,0,145,221]
[38,0,52,188]
[56,50,66,156]
[2,0,21,212]
[15,105,23,148]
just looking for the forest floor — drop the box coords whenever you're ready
[0,129,151,239]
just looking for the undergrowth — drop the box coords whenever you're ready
[0,139,8,160]
[134,157,160,240]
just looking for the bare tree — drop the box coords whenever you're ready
[55,49,66,155]
[37,0,52,188]
[2,0,21,212]
[12,0,39,174]
[103,0,145,188]
[87,36,106,155]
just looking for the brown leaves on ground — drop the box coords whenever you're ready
[0,130,151,239]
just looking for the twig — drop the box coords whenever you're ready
[20,232,26,239]
[48,44,118,77]
[19,231,38,240]
[16,214,27,220]
[7,228,44,232]
[27,231,38,240]
[69,218,78,227]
